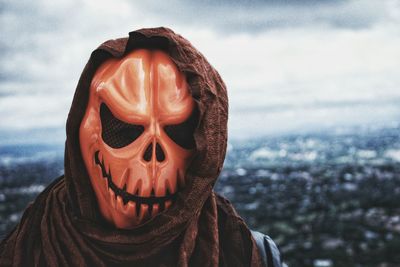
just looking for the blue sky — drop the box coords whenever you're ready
[1,0,400,144]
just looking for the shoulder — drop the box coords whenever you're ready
[251,230,284,267]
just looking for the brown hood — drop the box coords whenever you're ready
[0,27,262,267]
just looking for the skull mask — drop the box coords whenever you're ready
[79,49,198,229]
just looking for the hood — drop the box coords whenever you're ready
[64,26,228,254]
[1,28,263,267]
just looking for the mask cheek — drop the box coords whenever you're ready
[81,119,99,161]
[160,136,195,192]
[80,108,105,189]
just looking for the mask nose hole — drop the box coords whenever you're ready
[156,143,165,162]
[143,143,165,162]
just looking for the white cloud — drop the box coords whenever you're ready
[0,0,400,141]
[0,93,71,129]
[183,22,400,137]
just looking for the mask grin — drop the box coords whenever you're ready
[94,150,177,216]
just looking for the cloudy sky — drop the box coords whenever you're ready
[1,0,400,144]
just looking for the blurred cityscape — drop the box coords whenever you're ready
[1,125,400,266]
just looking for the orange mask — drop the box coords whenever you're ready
[79,49,197,229]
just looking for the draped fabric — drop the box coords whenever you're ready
[0,27,263,267]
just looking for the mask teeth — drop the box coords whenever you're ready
[118,168,130,190]
[131,179,142,197]
[105,162,111,178]
[121,183,129,205]
[152,203,159,217]
[99,151,103,164]
[139,204,149,221]
[100,157,107,178]
[108,188,116,209]
[135,202,141,217]
[116,196,124,211]
[135,187,140,196]
[108,168,112,180]
[165,180,174,196]
[148,202,153,216]
[127,201,135,217]
[94,151,101,165]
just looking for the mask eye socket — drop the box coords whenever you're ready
[100,103,144,148]
[164,107,199,149]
